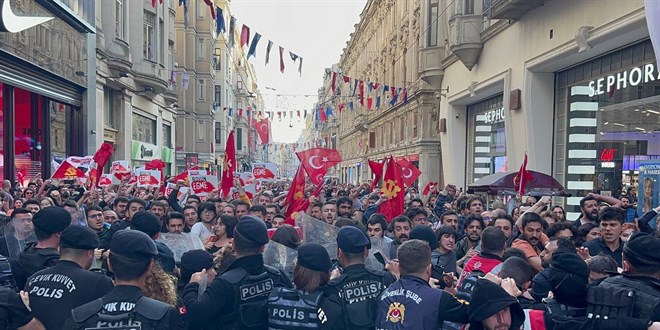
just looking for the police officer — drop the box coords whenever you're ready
[25,225,113,329]
[318,226,395,330]
[130,211,176,273]
[13,207,71,289]
[177,249,216,328]
[376,239,470,329]
[0,287,44,329]
[587,232,660,328]
[63,230,184,329]
[268,242,334,329]
[182,216,292,330]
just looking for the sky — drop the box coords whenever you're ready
[231,0,368,143]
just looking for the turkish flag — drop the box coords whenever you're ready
[90,142,114,187]
[378,156,405,222]
[296,148,342,185]
[422,181,438,196]
[513,153,532,195]
[396,158,422,187]
[283,164,307,224]
[51,161,87,180]
[16,167,27,185]
[253,118,270,144]
[368,159,384,191]
[221,130,236,198]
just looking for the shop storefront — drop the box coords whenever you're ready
[0,0,92,184]
[555,39,660,217]
[466,94,507,183]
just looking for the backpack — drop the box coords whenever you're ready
[267,288,323,329]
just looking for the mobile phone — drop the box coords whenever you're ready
[374,252,386,265]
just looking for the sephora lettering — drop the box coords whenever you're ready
[589,63,660,97]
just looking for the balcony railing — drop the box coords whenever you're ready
[483,0,546,20]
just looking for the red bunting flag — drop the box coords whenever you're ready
[359,80,364,105]
[221,131,236,198]
[203,0,215,19]
[331,72,337,93]
[240,25,250,47]
[368,159,384,191]
[379,156,405,222]
[319,108,326,122]
[279,46,285,73]
[396,158,422,187]
[296,148,342,185]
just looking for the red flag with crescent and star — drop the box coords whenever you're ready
[396,158,421,187]
[283,164,307,224]
[296,148,342,185]
[368,159,384,191]
[221,131,236,198]
[252,117,270,145]
[379,156,405,222]
[513,153,532,195]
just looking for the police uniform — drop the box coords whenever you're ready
[13,207,71,289]
[26,226,114,330]
[181,216,292,330]
[587,232,660,327]
[177,249,215,329]
[268,243,333,330]
[131,211,176,273]
[318,226,396,330]
[63,230,184,330]
[376,275,469,329]
[0,287,34,329]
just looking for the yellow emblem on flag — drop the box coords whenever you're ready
[380,179,401,199]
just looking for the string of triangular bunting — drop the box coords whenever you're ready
[214,6,303,75]
[221,107,311,121]
[315,70,412,123]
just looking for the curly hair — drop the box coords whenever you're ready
[143,262,178,306]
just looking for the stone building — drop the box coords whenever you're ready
[319,0,443,187]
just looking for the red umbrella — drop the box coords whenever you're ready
[468,170,566,196]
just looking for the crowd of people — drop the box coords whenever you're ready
[0,175,658,330]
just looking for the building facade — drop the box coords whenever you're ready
[431,0,657,219]
[320,0,443,186]
[0,0,95,183]
[173,0,217,173]
[96,0,179,175]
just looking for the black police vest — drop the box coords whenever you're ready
[69,296,172,330]
[543,298,587,329]
[218,265,284,329]
[328,268,388,330]
[593,275,660,321]
[267,288,323,330]
[376,276,442,329]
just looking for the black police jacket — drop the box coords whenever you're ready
[62,285,184,330]
[181,254,293,330]
[26,260,114,330]
[12,243,59,289]
[0,287,33,329]
[318,264,395,330]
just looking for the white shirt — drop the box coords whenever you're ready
[190,222,213,242]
